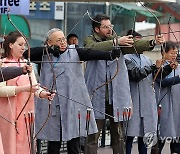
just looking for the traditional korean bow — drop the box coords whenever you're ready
[5,11,33,126]
[0,10,33,133]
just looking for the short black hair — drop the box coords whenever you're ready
[67,33,78,41]
[161,41,178,54]
[127,30,142,38]
[92,14,110,30]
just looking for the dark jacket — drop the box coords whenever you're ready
[0,67,24,82]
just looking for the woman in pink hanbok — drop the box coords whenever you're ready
[0,31,54,154]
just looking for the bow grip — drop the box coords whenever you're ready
[26,60,31,75]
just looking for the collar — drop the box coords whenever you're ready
[92,31,115,42]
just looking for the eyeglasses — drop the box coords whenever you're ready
[100,24,114,29]
[56,37,67,43]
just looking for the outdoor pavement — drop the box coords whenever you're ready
[40,134,171,154]
[97,143,170,154]
[60,142,170,154]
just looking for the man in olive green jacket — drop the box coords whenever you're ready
[84,14,164,154]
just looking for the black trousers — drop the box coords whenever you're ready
[47,137,80,154]
[158,139,180,154]
[126,136,147,154]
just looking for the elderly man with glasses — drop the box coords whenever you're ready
[23,28,122,154]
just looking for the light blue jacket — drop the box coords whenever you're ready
[125,54,157,137]
[35,45,98,141]
[85,53,132,122]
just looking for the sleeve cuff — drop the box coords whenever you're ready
[0,82,16,97]
[35,86,45,99]
[149,40,156,47]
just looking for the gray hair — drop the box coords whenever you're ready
[46,28,63,40]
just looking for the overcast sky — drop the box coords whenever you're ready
[135,21,156,31]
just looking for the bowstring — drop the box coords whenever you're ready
[66,9,120,100]
[168,15,179,48]
[131,9,155,92]
[33,47,55,139]
[157,15,180,106]
[67,11,88,36]
[138,1,165,90]
[86,10,120,100]
[6,11,33,123]
[138,1,169,148]
[0,67,16,125]
[0,14,16,126]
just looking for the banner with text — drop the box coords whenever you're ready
[0,0,30,15]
